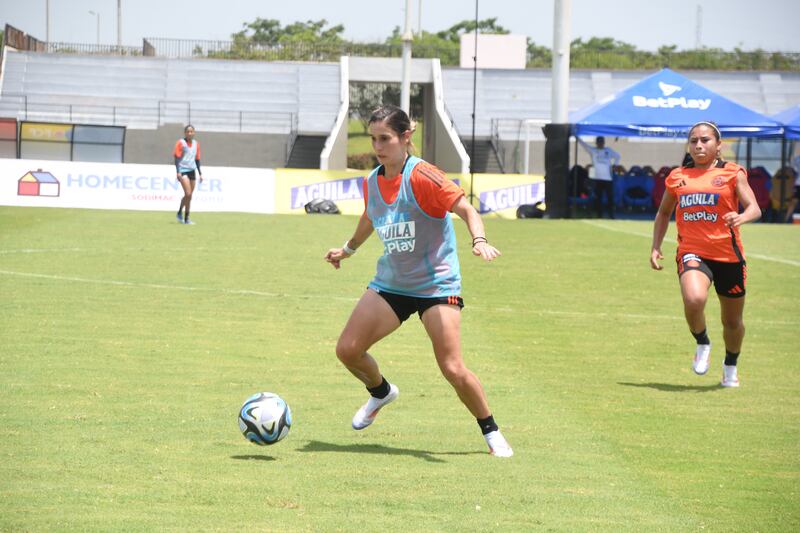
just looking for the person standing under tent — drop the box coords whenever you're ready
[577,135,621,218]
[650,121,761,387]
[174,125,203,225]
[324,105,513,457]
[783,152,800,222]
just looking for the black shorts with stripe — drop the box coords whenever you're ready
[676,253,747,298]
[374,289,464,323]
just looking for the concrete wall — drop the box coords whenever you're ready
[124,124,289,168]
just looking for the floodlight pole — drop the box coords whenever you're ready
[543,0,572,218]
[469,0,478,204]
[551,0,571,124]
[117,0,122,48]
[46,0,50,45]
[89,11,100,46]
[400,0,413,114]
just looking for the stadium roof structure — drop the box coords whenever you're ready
[772,105,800,139]
[570,68,784,139]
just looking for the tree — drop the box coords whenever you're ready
[223,18,346,61]
[233,18,345,45]
[435,18,510,43]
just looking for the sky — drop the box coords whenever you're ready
[1,0,798,52]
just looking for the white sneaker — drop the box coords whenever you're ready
[721,365,740,388]
[484,430,513,458]
[693,344,711,375]
[351,383,399,430]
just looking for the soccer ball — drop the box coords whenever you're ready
[238,392,292,446]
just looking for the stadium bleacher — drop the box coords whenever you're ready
[0,50,340,135]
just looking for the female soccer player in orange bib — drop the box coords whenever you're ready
[325,105,512,457]
[650,121,761,387]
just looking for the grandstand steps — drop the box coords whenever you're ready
[286,135,326,168]
[464,139,504,174]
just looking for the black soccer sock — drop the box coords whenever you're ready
[477,415,498,436]
[367,377,391,399]
[724,350,740,366]
[691,328,710,345]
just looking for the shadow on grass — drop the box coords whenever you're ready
[618,382,722,393]
[230,454,277,461]
[297,440,484,463]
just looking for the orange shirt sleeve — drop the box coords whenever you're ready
[194,141,201,160]
[410,162,464,218]
[362,177,369,214]
[173,140,183,158]
[664,167,681,198]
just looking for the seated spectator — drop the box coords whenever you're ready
[771,166,797,223]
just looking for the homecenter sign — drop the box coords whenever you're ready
[0,159,275,213]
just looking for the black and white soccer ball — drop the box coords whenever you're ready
[238,392,292,446]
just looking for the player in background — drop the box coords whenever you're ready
[650,121,761,387]
[174,125,203,225]
[325,105,513,457]
[577,136,621,218]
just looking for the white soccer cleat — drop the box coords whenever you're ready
[351,383,399,430]
[484,430,513,458]
[693,344,711,375]
[176,213,183,223]
[721,365,740,388]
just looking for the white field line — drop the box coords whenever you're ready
[0,268,793,326]
[582,220,800,267]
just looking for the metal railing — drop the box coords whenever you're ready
[115,38,800,71]
[490,118,551,174]
[141,37,457,62]
[0,94,296,135]
[45,42,143,56]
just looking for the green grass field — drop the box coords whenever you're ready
[1,207,798,532]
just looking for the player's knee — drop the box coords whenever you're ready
[335,337,361,365]
[439,360,467,384]
[721,315,744,332]
[683,293,706,310]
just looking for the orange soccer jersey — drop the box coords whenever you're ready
[665,161,746,262]
[362,160,464,218]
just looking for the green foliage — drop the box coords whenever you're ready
[1,208,798,531]
[234,18,345,46]
[204,16,800,71]
[434,17,510,43]
[349,83,423,134]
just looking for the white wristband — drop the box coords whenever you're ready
[343,240,356,255]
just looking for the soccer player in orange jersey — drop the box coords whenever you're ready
[324,105,512,457]
[173,125,203,225]
[650,121,761,387]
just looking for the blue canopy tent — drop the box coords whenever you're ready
[571,68,783,139]
[568,68,784,215]
[773,104,800,139]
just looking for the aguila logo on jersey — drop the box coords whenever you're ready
[679,193,719,208]
[376,221,416,254]
[632,80,711,110]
